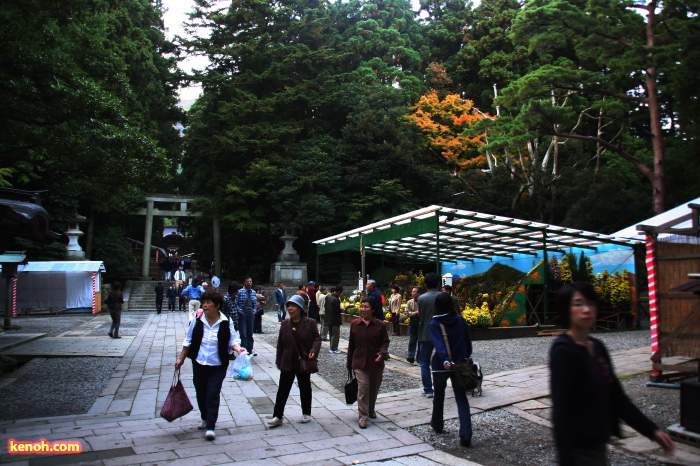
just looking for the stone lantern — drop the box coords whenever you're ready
[65,212,86,260]
[270,226,307,285]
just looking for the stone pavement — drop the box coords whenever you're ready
[0,334,46,353]
[0,310,695,465]
[1,336,134,358]
[0,312,478,466]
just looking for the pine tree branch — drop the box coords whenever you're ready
[557,86,647,103]
[550,132,656,182]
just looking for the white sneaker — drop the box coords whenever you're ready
[300,414,311,423]
[268,416,283,427]
[205,430,215,440]
[198,420,207,430]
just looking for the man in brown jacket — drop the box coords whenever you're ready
[346,297,390,428]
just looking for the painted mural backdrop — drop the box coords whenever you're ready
[443,245,635,327]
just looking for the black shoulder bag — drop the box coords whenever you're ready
[439,323,479,392]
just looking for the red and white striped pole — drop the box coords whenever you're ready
[645,234,661,377]
[91,272,97,315]
[12,278,17,317]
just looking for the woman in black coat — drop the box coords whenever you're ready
[550,282,675,465]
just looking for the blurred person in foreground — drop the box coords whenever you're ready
[429,292,473,447]
[175,291,245,441]
[347,297,390,429]
[268,295,321,427]
[550,282,675,465]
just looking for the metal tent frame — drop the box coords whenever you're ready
[314,205,639,314]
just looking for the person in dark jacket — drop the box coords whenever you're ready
[429,292,473,447]
[346,297,390,429]
[106,282,124,339]
[154,281,164,314]
[166,283,178,312]
[177,281,187,312]
[325,286,343,352]
[175,291,244,441]
[417,272,441,397]
[268,295,321,427]
[222,281,240,331]
[366,279,383,320]
[550,282,675,465]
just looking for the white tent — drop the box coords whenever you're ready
[612,196,700,241]
[0,261,106,315]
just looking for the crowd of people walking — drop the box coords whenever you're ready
[129,266,676,464]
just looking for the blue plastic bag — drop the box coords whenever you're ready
[229,352,254,381]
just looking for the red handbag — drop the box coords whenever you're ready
[160,369,194,422]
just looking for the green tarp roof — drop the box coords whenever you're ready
[314,205,639,263]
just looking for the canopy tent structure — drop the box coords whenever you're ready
[314,205,640,316]
[0,261,106,316]
[315,205,637,265]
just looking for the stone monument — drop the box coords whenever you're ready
[270,228,307,285]
[65,212,86,260]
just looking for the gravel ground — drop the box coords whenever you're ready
[408,370,685,465]
[4,314,95,336]
[255,317,420,393]
[0,357,119,420]
[388,329,649,375]
[0,312,150,421]
[256,318,651,392]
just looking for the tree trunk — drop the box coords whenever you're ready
[645,1,665,214]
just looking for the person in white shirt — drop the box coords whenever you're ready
[175,291,246,441]
[211,274,220,292]
[173,266,186,283]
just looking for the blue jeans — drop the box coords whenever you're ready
[431,371,473,439]
[168,297,176,312]
[418,341,434,394]
[239,313,255,352]
[192,361,227,430]
[408,322,419,358]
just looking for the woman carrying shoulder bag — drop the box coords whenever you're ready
[429,292,473,447]
[175,291,245,441]
[268,295,321,427]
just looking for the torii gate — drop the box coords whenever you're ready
[135,194,221,278]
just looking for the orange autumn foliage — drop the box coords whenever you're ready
[406,93,492,170]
